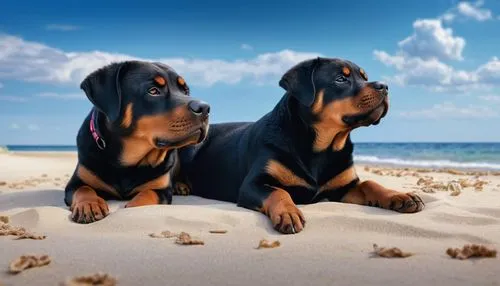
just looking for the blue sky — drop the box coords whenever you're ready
[0,0,499,145]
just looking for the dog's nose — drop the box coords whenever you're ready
[188,100,210,116]
[373,81,388,91]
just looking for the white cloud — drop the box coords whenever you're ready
[399,102,498,119]
[0,95,28,103]
[440,12,456,22]
[479,94,500,103]
[0,34,321,87]
[476,57,500,84]
[9,123,20,129]
[398,19,465,61]
[373,2,500,93]
[45,24,81,31]
[375,49,500,92]
[241,43,253,51]
[373,50,481,91]
[27,124,40,131]
[36,92,83,100]
[439,1,494,23]
[457,1,492,21]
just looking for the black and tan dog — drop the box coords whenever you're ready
[175,57,424,234]
[65,60,210,224]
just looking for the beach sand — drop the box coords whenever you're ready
[0,152,499,286]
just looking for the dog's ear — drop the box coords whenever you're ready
[80,62,128,122]
[279,58,321,107]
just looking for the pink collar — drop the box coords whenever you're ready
[90,109,106,150]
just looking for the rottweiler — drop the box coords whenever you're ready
[64,60,210,224]
[175,57,424,234]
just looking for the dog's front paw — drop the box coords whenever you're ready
[388,192,424,213]
[70,198,109,224]
[268,203,306,234]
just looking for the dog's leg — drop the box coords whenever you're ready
[125,188,172,208]
[261,186,306,234]
[239,178,305,234]
[65,170,109,224]
[341,180,424,213]
[70,186,110,224]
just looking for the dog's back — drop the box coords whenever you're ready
[178,122,255,202]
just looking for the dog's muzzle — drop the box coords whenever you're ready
[342,94,389,127]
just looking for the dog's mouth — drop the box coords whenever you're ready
[342,97,389,127]
[154,125,208,149]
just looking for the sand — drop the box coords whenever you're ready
[0,152,499,286]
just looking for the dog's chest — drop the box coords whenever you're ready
[287,155,355,203]
[111,165,171,198]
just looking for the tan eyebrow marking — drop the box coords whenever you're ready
[177,76,186,86]
[154,76,166,86]
[342,67,351,77]
[360,68,368,81]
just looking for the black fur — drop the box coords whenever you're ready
[176,57,389,232]
[65,60,209,222]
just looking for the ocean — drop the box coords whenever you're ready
[2,143,500,171]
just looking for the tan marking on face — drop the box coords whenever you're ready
[360,68,368,81]
[120,106,200,166]
[138,149,168,168]
[77,165,122,199]
[154,76,166,86]
[311,89,324,114]
[177,76,185,86]
[120,137,158,166]
[312,95,357,152]
[265,159,311,188]
[342,67,351,77]
[121,103,133,128]
[332,130,351,151]
[130,172,171,196]
[319,166,358,193]
[312,85,383,152]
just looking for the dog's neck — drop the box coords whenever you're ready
[89,109,170,169]
[274,94,352,156]
[89,109,107,150]
[269,94,354,182]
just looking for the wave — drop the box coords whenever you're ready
[354,155,500,170]
[0,146,9,154]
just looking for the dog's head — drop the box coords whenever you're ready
[279,57,389,152]
[80,61,210,163]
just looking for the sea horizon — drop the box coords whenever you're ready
[2,142,500,171]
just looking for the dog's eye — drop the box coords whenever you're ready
[148,87,161,96]
[335,75,347,83]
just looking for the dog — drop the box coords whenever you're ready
[64,60,210,224]
[174,57,424,234]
